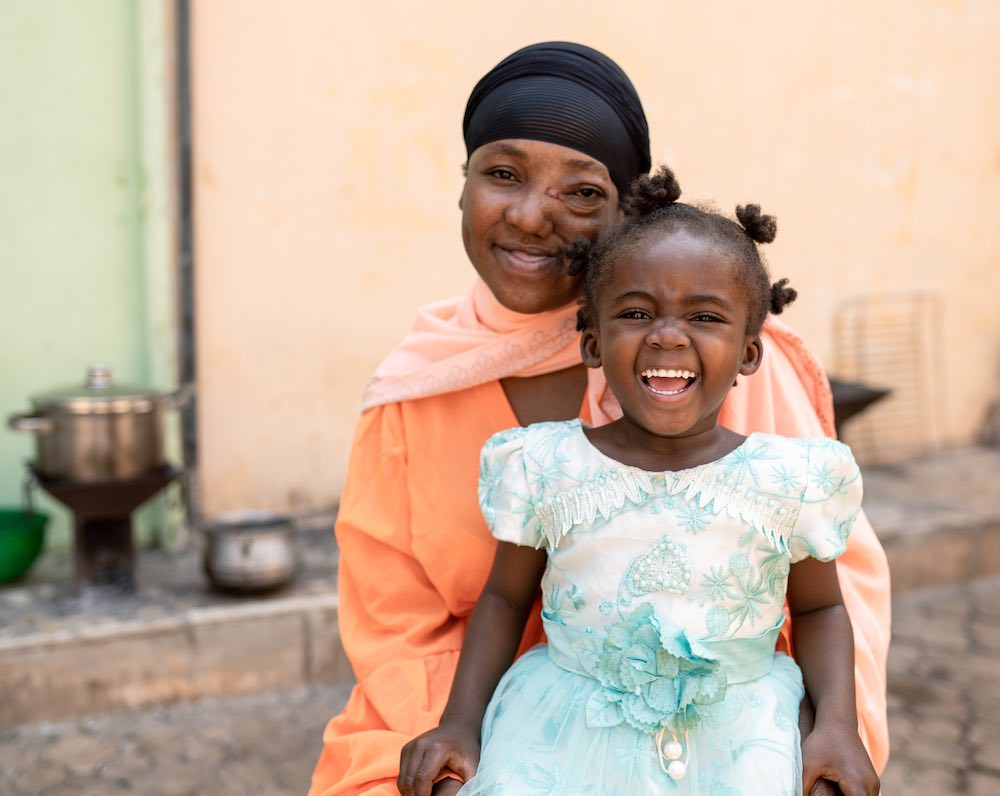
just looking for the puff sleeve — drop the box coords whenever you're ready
[789,439,863,563]
[478,426,542,548]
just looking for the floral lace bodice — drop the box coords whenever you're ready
[478,420,862,643]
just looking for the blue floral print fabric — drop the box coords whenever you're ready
[460,420,862,794]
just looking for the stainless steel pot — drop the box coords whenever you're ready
[202,510,298,593]
[7,364,190,482]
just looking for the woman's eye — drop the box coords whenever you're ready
[562,185,607,213]
[489,168,517,182]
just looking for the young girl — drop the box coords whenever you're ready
[397,167,880,796]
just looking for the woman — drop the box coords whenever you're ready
[309,42,890,796]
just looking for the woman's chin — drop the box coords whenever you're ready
[497,292,578,315]
[481,278,581,315]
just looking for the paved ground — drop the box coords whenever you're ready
[0,682,354,796]
[2,577,998,795]
[880,577,1000,795]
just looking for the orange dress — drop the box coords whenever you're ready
[309,326,891,795]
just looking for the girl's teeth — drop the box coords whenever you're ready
[641,369,697,395]
[641,368,697,379]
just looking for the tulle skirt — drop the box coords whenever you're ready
[459,645,804,795]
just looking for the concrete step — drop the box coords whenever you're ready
[863,445,1000,593]
[0,528,351,727]
[1,445,998,727]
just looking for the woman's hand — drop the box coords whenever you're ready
[397,722,480,796]
[801,720,880,796]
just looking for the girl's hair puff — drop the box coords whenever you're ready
[570,166,796,334]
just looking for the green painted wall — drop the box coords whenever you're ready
[0,1,180,551]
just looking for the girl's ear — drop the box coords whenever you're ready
[580,328,603,369]
[738,335,764,380]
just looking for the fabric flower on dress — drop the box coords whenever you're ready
[574,603,727,734]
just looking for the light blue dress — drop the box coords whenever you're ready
[460,419,862,795]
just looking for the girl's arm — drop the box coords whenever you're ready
[787,557,880,796]
[720,319,890,774]
[397,541,548,796]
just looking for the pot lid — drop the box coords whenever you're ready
[204,510,293,533]
[30,365,163,414]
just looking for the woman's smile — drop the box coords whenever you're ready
[492,243,564,275]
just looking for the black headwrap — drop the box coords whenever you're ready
[463,42,651,195]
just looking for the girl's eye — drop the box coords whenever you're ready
[620,309,650,320]
[692,313,724,323]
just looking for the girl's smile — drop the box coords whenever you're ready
[640,368,699,396]
[581,229,763,469]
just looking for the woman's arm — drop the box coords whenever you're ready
[787,558,880,796]
[398,541,548,796]
[310,404,475,796]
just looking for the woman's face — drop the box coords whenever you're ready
[461,139,621,314]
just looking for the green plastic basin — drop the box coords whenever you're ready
[0,508,48,584]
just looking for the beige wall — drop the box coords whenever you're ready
[192,0,1000,515]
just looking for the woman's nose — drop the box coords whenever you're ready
[646,319,690,349]
[503,186,557,236]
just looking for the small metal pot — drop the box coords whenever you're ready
[7,365,189,482]
[203,510,298,593]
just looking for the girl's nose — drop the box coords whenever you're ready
[503,187,557,237]
[646,319,690,349]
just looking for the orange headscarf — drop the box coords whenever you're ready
[361,278,583,411]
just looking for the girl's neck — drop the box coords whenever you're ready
[583,419,746,473]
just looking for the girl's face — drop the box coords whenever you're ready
[461,139,621,314]
[581,229,763,441]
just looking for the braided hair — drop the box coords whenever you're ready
[568,165,797,334]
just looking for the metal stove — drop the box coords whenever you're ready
[32,465,178,593]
